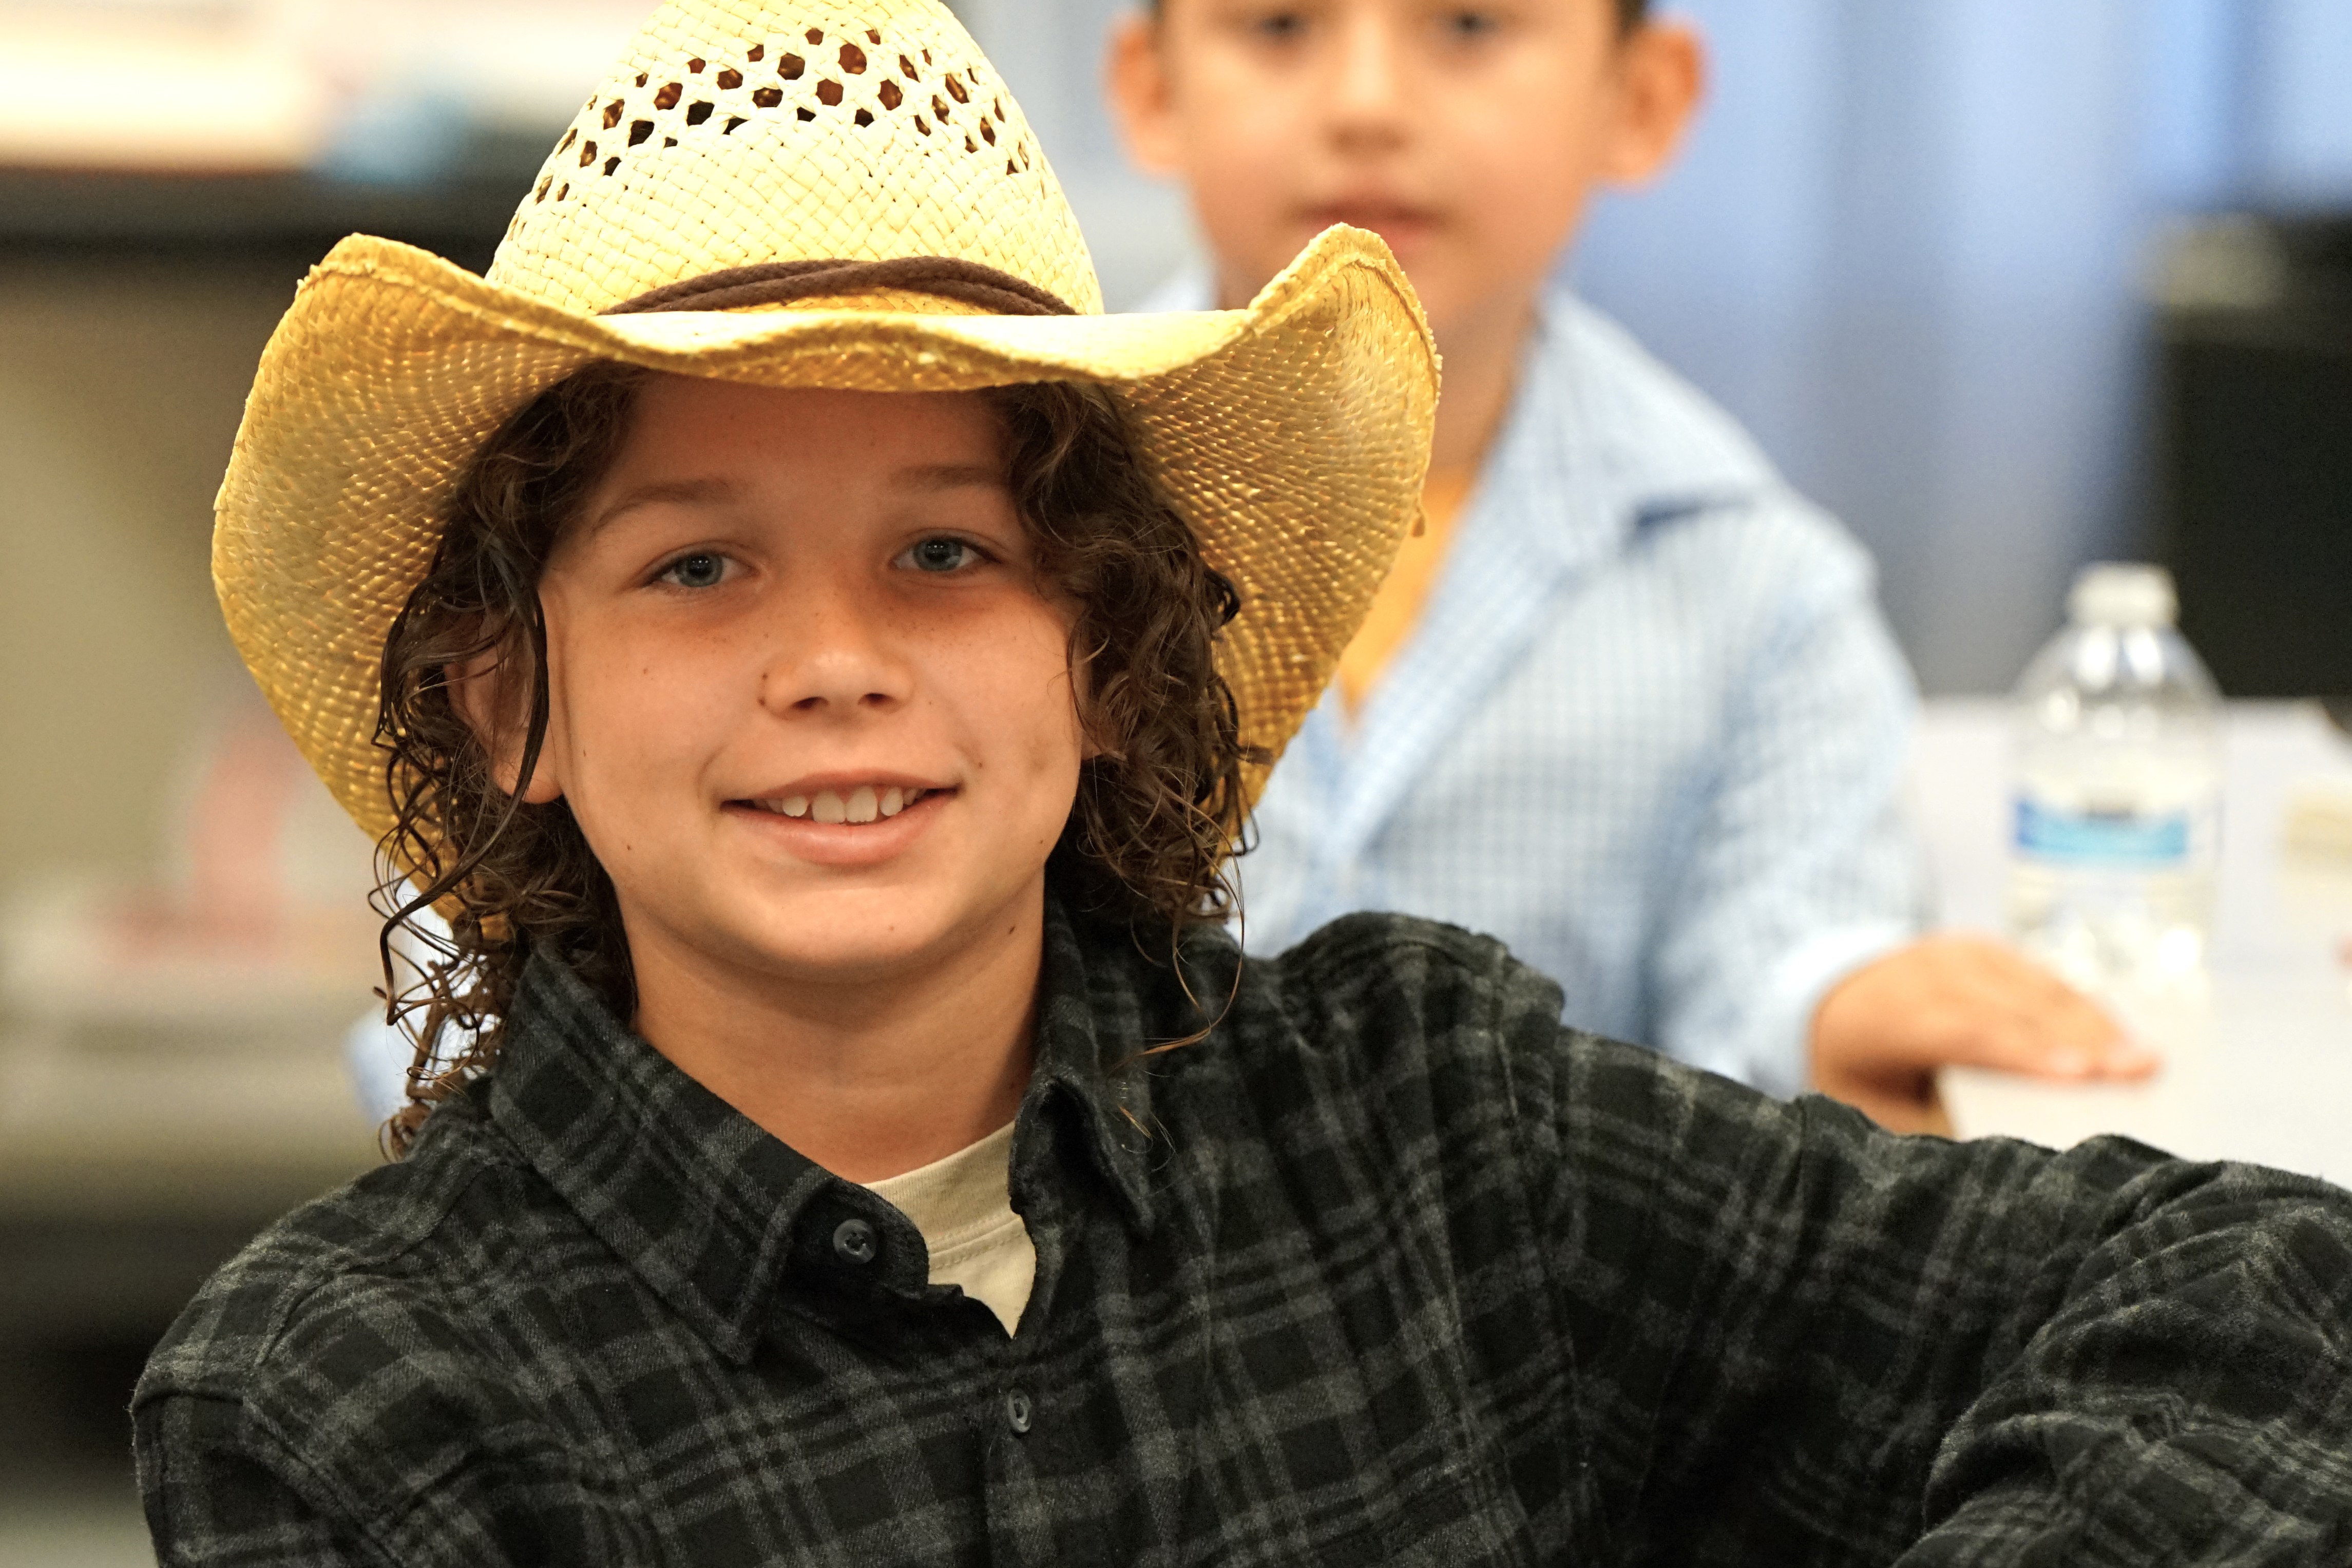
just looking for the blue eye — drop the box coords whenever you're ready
[658,551,728,589]
[907,537,974,573]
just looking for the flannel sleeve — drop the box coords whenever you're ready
[138,1393,391,1567]
[1507,959,2352,1565]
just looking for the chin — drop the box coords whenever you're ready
[723,885,1001,982]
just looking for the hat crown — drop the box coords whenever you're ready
[486,0,1102,317]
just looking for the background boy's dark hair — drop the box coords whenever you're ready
[1145,0,1652,30]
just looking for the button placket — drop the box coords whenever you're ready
[1002,1386,1033,1435]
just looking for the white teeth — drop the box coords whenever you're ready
[763,786,929,824]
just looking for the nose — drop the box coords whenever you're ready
[1325,9,1410,155]
[756,571,915,720]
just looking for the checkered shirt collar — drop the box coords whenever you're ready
[481,892,1161,1363]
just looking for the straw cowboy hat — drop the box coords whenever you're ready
[215,0,1438,860]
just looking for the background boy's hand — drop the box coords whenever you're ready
[1808,937,2160,1135]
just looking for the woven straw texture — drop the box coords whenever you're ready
[212,0,1437,872]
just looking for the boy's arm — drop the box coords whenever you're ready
[138,1394,398,1567]
[1642,507,1918,1098]
[1508,965,2352,1564]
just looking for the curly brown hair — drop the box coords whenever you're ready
[372,366,1257,1153]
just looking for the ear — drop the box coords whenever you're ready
[1595,19,1706,187]
[446,647,565,805]
[1106,10,1184,178]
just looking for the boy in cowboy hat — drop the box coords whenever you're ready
[137,2,2351,1562]
[1107,0,2154,1132]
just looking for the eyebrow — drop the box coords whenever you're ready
[584,477,738,537]
[892,462,1006,492]
[584,461,1007,537]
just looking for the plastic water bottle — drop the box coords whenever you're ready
[2006,563,2223,993]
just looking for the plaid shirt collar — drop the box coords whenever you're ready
[483,891,1161,1364]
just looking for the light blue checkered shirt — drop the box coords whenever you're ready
[1151,273,1922,1096]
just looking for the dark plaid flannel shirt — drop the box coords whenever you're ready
[137,899,2352,1565]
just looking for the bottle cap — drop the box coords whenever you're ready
[2068,563,2177,628]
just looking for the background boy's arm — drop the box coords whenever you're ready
[1512,962,2352,1563]
[1640,505,1919,1099]
[1636,501,2152,1125]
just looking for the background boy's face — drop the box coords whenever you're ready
[496,380,1085,996]
[1111,0,1701,333]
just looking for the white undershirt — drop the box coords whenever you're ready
[861,1121,1036,1336]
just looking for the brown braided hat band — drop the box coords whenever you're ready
[605,257,1076,317]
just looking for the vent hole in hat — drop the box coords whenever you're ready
[878,79,901,110]
[717,67,742,89]
[578,139,596,166]
[747,44,763,62]
[817,80,843,106]
[602,100,623,128]
[839,42,866,73]
[930,94,950,121]
[687,57,705,72]
[867,28,881,43]
[636,72,648,86]
[797,106,815,121]
[944,73,968,104]
[685,101,714,124]
[963,133,975,151]
[1006,158,1016,176]
[898,53,918,79]
[629,119,653,145]
[1019,143,1030,169]
[752,86,782,108]
[602,155,619,175]
[663,135,676,147]
[913,114,928,135]
[778,52,804,80]
[980,119,995,144]
[854,108,873,126]
[557,181,569,200]
[655,81,682,109]
[533,176,550,202]
[922,48,932,63]
[557,128,576,152]
[806,27,823,44]
[725,115,746,133]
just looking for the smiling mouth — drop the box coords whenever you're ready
[740,785,943,826]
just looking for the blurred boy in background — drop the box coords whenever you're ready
[1108,0,2154,1129]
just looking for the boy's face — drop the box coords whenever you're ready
[504,379,1085,994]
[1111,1,1700,332]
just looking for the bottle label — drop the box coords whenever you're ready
[2013,798,2191,865]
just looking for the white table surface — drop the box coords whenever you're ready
[1922,699,2352,1184]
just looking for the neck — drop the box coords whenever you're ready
[1425,284,1541,483]
[620,885,1044,1183]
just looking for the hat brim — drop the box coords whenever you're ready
[215,223,1436,863]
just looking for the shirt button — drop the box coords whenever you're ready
[831,1217,876,1266]
[1003,1387,1034,1436]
